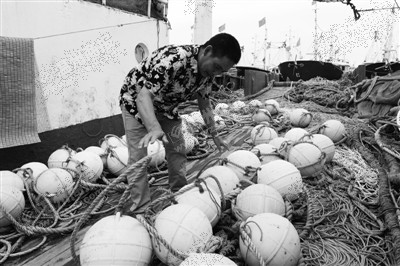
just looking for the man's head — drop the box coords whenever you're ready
[197,33,241,77]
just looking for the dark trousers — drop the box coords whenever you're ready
[121,105,187,213]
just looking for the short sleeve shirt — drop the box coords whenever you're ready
[119,44,213,123]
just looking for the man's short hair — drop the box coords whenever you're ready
[203,33,241,64]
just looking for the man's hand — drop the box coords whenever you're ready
[212,135,230,152]
[138,129,169,148]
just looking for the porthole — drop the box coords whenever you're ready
[135,43,149,63]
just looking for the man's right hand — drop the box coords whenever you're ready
[138,129,169,148]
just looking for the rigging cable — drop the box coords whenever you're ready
[33,20,154,40]
[342,0,361,20]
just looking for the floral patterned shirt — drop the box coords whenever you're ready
[119,44,212,123]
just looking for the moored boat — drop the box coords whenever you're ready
[278,60,344,82]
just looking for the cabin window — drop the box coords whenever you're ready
[135,43,149,63]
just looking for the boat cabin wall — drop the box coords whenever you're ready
[2,0,169,131]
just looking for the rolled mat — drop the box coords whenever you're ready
[0,37,41,148]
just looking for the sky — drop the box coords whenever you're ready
[167,0,399,68]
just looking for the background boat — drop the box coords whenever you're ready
[353,11,400,82]
[278,59,343,81]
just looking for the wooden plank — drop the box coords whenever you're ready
[4,225,90,266]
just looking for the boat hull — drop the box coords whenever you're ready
[1,114,124,171]
[278,60,343,81]
[353,62,400,83]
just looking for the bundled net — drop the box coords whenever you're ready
[283,76,354,111]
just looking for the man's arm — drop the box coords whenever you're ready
[197,93,217,136]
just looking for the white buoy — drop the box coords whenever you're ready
[257,160,303,200]
[106,146,129,176]
[234,184,285,221]
[250,124,278,145]
[239,213,301,266]
[152,204,213,266]
[0,171,25,191]
[80,213,152,266]
[175,185,221,227]
[198,165,239,196]
[147,140,166,167]
[0,186,25,228]
[34,168,75,204]
[225,150,261,180]
[66,151,103,182]
[48,146,77,168]
[289,108,313,128]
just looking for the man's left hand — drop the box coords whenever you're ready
[212,135,230,152]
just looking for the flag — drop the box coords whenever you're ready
[296,38,301,47]
[218,24,226,32]
[258,17,266,27]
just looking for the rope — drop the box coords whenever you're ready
[70,156,152,264]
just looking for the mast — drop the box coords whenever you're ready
[263,22,268,69]
[313,2,318,60]
[193,0,213,45]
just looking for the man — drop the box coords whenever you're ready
[119,33,241,214]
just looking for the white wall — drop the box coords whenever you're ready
[193,0,212,45]
[1,0,169,131]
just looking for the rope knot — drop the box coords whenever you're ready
[194,179,205,193]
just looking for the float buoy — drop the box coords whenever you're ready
[251,143,282,165]
[304,134,335,162]
[100,134,126,151]
[225,150,261,180]
[289,108,312,128]
[286,142,325,177]
[231,100,246,113]
[284,128,309,142]
[234,184,285,221]
[214,103,230,116]
[175,185,221,227]
[239,213,301,266]
[147,140,166,167]
[85,146,107,167]
[67,151,103,182]
[0,171,25,191]
[34,168,75,204]
[80,213,152,266]
[252,109,273,124]
[318,119,346,143]
[264,99,280,115]
[257,160,303,200]
[153,204,212,266]
[106,146,129,176]
[0,186,25,228]
[198,165,239,196]
[48,146,77,168]
[250,124,278,145]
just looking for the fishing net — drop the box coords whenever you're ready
[2,76,400,266]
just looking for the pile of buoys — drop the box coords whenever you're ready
[0,97,352,266]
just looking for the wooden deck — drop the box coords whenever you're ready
[3,81,398,265]
[2,98,268,266]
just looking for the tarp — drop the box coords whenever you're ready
[0,37,41,148]
[353,71,400,118]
